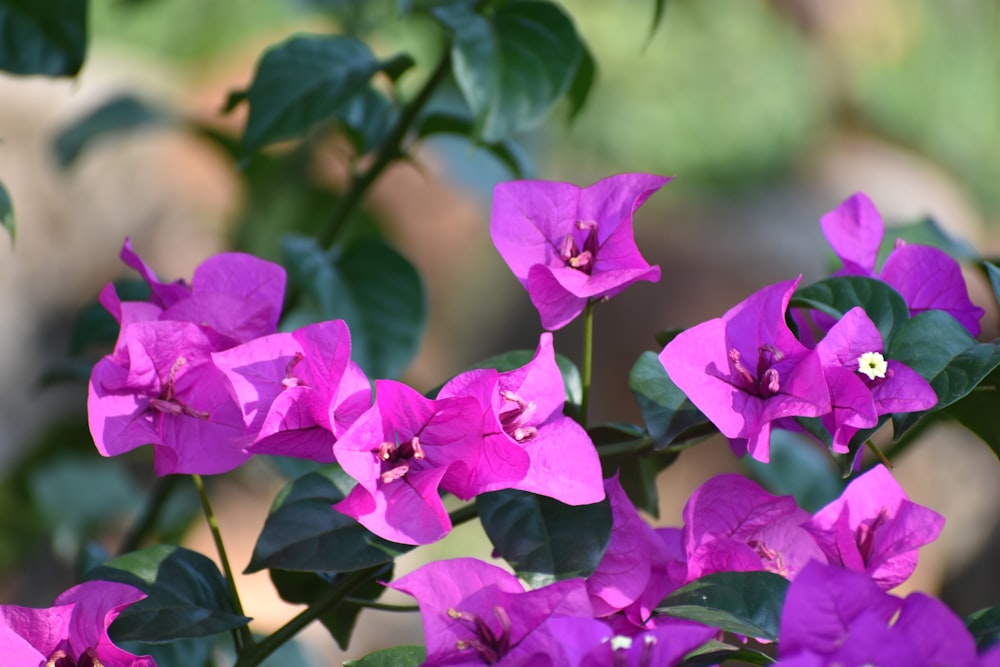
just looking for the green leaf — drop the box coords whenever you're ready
[269,566,390,650]
[415,111,531,178]
[967,605,1000,651]
[942,368,1000,462]
[565,39,595,122]
[247,466,412,573]
[648,0,670,43]
[433,0,583,141]
[241,34,401,157]
[606,447,679,519]
[464,347,582,409]
[0,179,13,244]
[629,351,712,448]
[0,0,87,77]
[54,95,170,167]
[282,234,426,379]
[743,430,843,512]
[344,645,426,667]
[678,641,776,667]
[881,216,979,263]
[69,279,149,355]
[985,261,1000,306]
[888,310,1000,434]
[791,276,911,344]
[85,544,250,642]
[476,489,611,588]
[658,571,790,641]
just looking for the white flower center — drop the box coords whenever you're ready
[857,351,888,380]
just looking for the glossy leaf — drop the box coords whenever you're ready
[985,261,1000,306]
[792,276,910,344]
[270,567,390,650]
[415,110,530,177]
[679,641,775,667]
[942,368,1000,462]
[85,544,250,642]
[0,179,13,244]
[282,234,426,379]
[476,488,611,588]
[629,351,711,449]
[54,95,170,167]
[0,0,87,76]
[247,465,412,573]
[743,429,843,512]
[657,571,789,641]
[433,0,583,141]
[888,310,1000,435]
[242,34,402,157]
[344,645,426,667]
[967,605,1000,651]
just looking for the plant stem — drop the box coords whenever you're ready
[234,566,383,667]
[579,299,595,428]
[191,474,254,652]
[318,48,453,249]
[343,597,419,612]
[118,474,181,555]
[864,440,893,470]
[449,502,479,528]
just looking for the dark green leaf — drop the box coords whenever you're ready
[0,0,87,76]
[0,179,13,243]
[119,637,214,667]
[415,111,530,177]
[647,0,670,43]
[69,279,149,355]
[942,368,1000,462]
[241,34,401,157]
[344,645,426,667]
[247,465,412,573]
[985,262,1000,307]
[222,89,247,114]
[658,571,790,641]
[791,276,910,344]
[607,448,679,518]
[888,310,1000,434]
[433,0,583,141]
[282,234,426,379]
[967,605,1000,651]
[565,39,595,122]
[476,489,611,588]
[464,347,582,408]
[85,544,250,642]
[54,95,170,167]
[270,567,389,650]
[629,351,711,449]
[882,216,979,262]
[743,430,843,512]
[679,641,776,667]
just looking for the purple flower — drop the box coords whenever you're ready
[332,380,497,545]
[490,173,668,330]
[0,580,155,666]
[437,333,604,505]
[678,474,825,582]
[777,562,981,667]
[88,320,253,475]
[388,557,592,666]
[804,464,944,590]
[537,616,714,667]
[820,192,984,336]
[813,307,937,453]
[103,238,286,348]
[586,476,686,627]
[659,277,831,462]
[212,320,371,462]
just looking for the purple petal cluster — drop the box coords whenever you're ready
[0,580,154,666]
[491,173,667,330]
[820,192,984,335]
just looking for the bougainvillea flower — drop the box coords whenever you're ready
[813,307,937,453]
[805,464,944,590]
[0,580,155,666]
[820,192,984,335]
[102,238,287,348]
[585,476,685,626]
[777,562,983,667]
[389,557,592,666]
[490,173,668,330]
[437,333,604,505]
[89,320,253,475]
[212,320,371,462]
[679,474,825,582]
[537,616,714,667]
[659,277,831,462]
[333,380,502,545]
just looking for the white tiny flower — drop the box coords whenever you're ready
[857,351,888,380]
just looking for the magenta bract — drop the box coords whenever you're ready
[490,173,668,330]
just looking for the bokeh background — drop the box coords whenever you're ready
[1,0,999,663]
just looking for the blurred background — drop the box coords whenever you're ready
[1,0,999,663]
